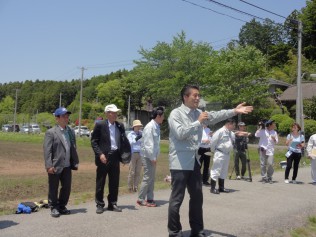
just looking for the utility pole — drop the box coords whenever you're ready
[127,95,131,129]
[59,92,62,107]
[78,67,86,136]
[13,89,19,132]
[295,20,303,132]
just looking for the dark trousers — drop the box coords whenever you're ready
[168,160,204,237]
[198,147,211,183]
[95,150,120,207]
[234,150,247,176]
[48,167,72,210]
[285,152,301,180]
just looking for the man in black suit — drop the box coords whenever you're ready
[91,104,125,214]
[43,107,79,218]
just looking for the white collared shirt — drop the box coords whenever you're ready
[108,122,118,150]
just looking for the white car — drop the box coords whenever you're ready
[74,126,90,137]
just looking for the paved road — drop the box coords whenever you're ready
[1,167,316,237]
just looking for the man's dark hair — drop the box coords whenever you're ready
[225,118,235,124]
[180,84,200,103]
[151,106,164,119]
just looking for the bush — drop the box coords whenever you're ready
[271,114,294,136]
[304,119,316,140]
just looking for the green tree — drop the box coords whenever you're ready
[0,96,15,114]
[96,79,125,110]
[301,0,316,61]
[202,45,268,108]
[128,31,213,108]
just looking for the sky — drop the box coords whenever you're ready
[0,0,307,84]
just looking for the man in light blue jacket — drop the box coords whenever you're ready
[167,84,253,237]
[137,106,164,207]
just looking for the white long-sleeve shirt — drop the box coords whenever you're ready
[255,129,278,156]
[141,119,160,161]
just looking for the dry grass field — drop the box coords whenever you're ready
[0,138,171,215]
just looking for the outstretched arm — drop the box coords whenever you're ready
[234,102,253,114]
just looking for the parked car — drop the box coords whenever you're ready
[2,124,20,132]
[30,124,41,134]
[74,126,90,137]
[20,125,31,134]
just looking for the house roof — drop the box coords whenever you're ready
[279,82,316,101]
[268,78,292,87]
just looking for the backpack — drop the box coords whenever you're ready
[15,202,39,214]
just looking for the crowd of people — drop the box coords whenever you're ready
[43,84,316,237]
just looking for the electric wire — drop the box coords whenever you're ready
[181,0,248,23]
[204,0,266,21]
[238,0,287,19]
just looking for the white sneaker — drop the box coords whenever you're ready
[284,179,289,184]
[292,180,297,184]
[236,176,241,180]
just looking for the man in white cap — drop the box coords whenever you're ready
[127,119,143,192]
[43,107,79,218]
[91,104,126,214]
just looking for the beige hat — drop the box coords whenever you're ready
[104,104,121,113]
[132,120,143,127]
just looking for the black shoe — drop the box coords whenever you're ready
[51,208,60,218]
[219,188,230,193]
[96,205,104,214]
[203,181,211,186]
[210,188,220,194]
[108,204,122,212]
[59,207,70,215]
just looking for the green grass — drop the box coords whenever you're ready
[290,216,316,237]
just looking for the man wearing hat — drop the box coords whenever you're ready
[127,119,143,192]
[234,122,251,180]
[43,107,79,218]
[91,104,126,214]
[255,119,278,183]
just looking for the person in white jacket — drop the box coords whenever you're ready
[210,119,236,194]
[137,107,164,207]
[306,133,316,183]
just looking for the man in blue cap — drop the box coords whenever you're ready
[43,107,79,217]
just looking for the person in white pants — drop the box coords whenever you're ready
[210,119,235,194]
[306,133,316,183]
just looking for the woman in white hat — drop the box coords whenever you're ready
[127,120,143,192]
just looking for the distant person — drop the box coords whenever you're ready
[198,124,212,185]
[255,120,278,184]
[137,107,164,207]
[91,104,126,214]
[234,122,251,180]
[43,107,79,218]
[284,123,305,184]
[167,84,253,237]
[306,133,316,184]
[127,120,143,192]
[210,119,235,194]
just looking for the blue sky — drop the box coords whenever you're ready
[0,0,306,83]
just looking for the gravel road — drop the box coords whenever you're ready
[0,166,316,237]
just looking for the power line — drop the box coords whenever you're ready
[181,0,248,23]
[238,0,287,19]
[204,0,266,21]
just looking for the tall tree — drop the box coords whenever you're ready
[202,45,269,108]
[301,0,316,61]
[128,31,213,108]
